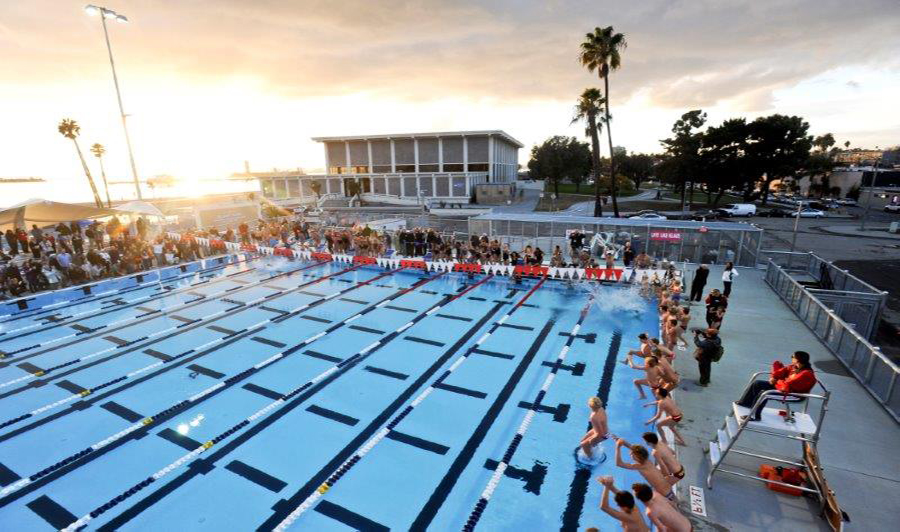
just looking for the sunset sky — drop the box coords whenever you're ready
[1,0,898,190]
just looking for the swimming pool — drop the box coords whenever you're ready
[0,255,659,531]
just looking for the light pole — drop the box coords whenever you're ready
[84,4,142,200]
[860,156,881,231]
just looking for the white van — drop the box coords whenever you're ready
[718,203,757,217]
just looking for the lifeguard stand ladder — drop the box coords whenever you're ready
[707,372,830,506]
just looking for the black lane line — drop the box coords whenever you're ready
[100,401,144,423]
[207,325,237,335]
[157,428,202,451]
[300,290,325,297]
[411,319,556,530]
[518,401,570,423]
[0,257,242,326]
[483,459,547,495]
[0,462,21,486]
[497,322,534,331]
[315,500,389,532]
[168,315,194,323]
[560,329,621,531]
[436,313,472,322]
[0,262,334,401]
[259,305,288,315]
[472,348,514,360]
[26,494,78,529]
[143,349,172,362]
[264,284,289,291]
[0,260,323,366]
[306,405,359,427]
[363,366,408,380]
[70,324,92,333]
[386,430,449,455]
[542,360,586,376]
[103,335,128,346]
[16,361,43,374]
[97,274,467,532]
[339,297,367,305]
[250,336,287,348]
[303,350,343,363]
[242,383,283,401]
[55,379,87,394]
[299,315,331,324]
[135,306,156,314]
[348,325,385,335]
[255,302,505,531]
[185,364,225,379]
[468,296,487,301]
[432,382,488,399]
[384,305,416,313]
[225,460,287,493]
[404,336,444,347]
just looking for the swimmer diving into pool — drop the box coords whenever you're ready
[580,396,609,460]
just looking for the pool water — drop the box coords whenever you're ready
[0,255,659,531]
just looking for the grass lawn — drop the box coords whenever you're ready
[533,193,595,212]
[543,182,641,197]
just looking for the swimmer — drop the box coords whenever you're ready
[626,333,651,360]
[641,432,685,482]
[597,476,650,532]
[580,397,609,460]
[664,318,679,351]
[627,354,663,400]
[649,338,675,363]
[632,483,692,532]
[676,307,691,347]
[615,438,679,503]
[645,388,687,446]
[651,349,680,389]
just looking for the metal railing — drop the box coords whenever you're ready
[765,259,900,422]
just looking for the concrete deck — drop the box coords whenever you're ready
[671,265,899,531]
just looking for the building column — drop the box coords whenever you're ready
[400,174,405,197]
[324,144,331,174]
[413,137,419,173]
[298,177,305,199]
[367,140,373,173]
[463,136,468,172]
[433,175,437,198]
[487,135,494,183]
[390,138,396,173]
[344,142,351,175]
[438,137,443,172]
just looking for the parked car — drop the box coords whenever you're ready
[795,208,826,218]
[628,212,668,220]
[758,207,793,217]
[717,203,757,217]
[836,198,858,206]
[691,209,725,221]
[884,204,900,213]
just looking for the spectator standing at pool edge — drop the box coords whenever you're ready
[693,328,721,387]
[722,262,738,297]
[690,264,709,302]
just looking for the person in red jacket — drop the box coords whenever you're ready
[736,351,816,421]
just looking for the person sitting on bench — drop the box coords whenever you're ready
[736,351,816,421]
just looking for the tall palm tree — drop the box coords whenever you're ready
[58,119,103,208]
[572,88,605,216]
[580,26,627,217]
[90,143,112,208]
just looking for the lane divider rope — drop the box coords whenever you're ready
[272,274,547,531]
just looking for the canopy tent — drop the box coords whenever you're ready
[115,200,165,218]
[0,198,122,232]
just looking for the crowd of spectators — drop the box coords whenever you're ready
[0,217,195,300]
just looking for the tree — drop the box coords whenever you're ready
[844,140,851,149]
[658,110,707,209]
[846,184,860,200]
[700,118,754,206]
[580,26,627,217]
[527,136,591,197]
[745,114,813,204]
[90,143,112,207]
[572,88,606,212]
[618,152,656,191]
[58,119,103,208]
[808,133,837,197]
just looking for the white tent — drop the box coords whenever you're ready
[0,199,121,231]
[115,200,165,218]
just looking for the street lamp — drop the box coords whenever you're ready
[84,4,142,200]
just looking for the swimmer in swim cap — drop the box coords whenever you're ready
[580,397,609,460]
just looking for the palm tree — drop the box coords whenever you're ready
[580,26,627,217]
[58,119,103,208]
[572,88,606,216]
[90,143,112,208]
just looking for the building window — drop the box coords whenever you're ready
[444,163,464,172]
[350,165,369,174]
[288,179,301,197]
[467,163,488,172]
[328,166,348,174]
[403,177,418,197]
[436,176,450,196]
[419,176,434,196]
[388,177,401,196]
[372,165,392,174]
[419,164,439,172]
[261,180,275,198]
[452,176,467,197]
[396,164,415,173]
[373,177,386,194]
[327,178,341,195]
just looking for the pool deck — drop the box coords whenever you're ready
[672,265,900,531]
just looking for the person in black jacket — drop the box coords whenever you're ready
[690,264,709,302]
[693,327,721,387]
